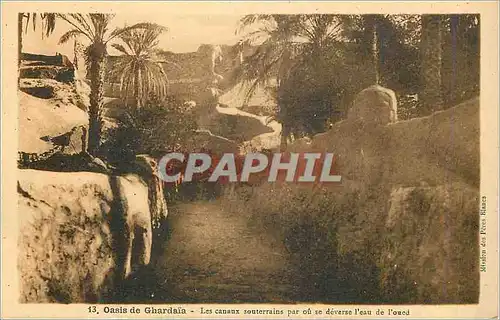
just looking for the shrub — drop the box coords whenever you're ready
[100,95,198,165]
[220,183,384,303]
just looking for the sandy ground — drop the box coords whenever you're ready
[110,201,298,303]
[18,90,87,154]
[154,201,296,303]
[104,89,291,303]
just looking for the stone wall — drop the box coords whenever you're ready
[17,156,167,303]
[21,52,74,69]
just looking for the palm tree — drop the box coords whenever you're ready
[109,25,170,110]
[343,14,405,88]
[362,15,383,85]
[57,13,159,155]
[286,15,347,134]
[294,15,347,75]
[420,14,444,114]
[235,14,303,150]
[236,14,342,149]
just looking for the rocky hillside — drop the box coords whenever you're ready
[18,56,90,166]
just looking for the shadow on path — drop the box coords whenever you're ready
[109,201,298,303]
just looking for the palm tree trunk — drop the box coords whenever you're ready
[280,122,289,151]
[87,43,107,156]
[372,23,379,85]
[277,85,289,151]
[364,15,380,85]
[134,69,141,110]
[277,47,292,151]
[420,14,444,114]
[73,39,79,70]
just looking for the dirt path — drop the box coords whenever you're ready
[149,201,297,303]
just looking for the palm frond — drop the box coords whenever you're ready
[23,13,57,38]
[68,14,94,39]
[111,43,130,55]
[41,13,57,38]
[234,13,345,111]
[57,14,93,41]
[106,22,167,43]
[110,23,169,107]
[31,14,37,32]
[241,53,283,105]
[58,29,85,44]
[107,55,133,80]
[22,13,34,33]
[237,14,274,34]
[88,13,113,40]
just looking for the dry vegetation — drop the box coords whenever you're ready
[220,179,479,303]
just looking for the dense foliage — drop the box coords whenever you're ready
[29,13,479,157]
[236,14,480,141]
[100,96,197,164]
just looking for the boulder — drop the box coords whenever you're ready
[380,184,479,303]
[347,84,398,126]
[18,170,115,303]
[17,155,167,303]
[293,94,479,190]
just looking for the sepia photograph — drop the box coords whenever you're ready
[1,1,499,319]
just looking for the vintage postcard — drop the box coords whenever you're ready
[1,1,498,319]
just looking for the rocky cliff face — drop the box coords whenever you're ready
[18,56,90,167]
